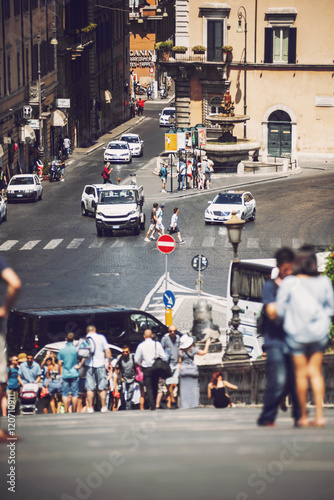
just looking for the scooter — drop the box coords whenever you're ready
[49,158,62,182]
[160,88,168,99]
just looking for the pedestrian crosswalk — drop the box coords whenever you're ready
[0,235,328,252]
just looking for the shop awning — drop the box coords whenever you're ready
[20,124,36,142]
[51,109,68,127]
[105,90,112,103]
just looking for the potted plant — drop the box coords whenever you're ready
[156,41,173,61]
[192,45,207,54]
[222,45,233,62]
[172,45,187,60]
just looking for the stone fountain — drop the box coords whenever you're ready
[204,87,260,171]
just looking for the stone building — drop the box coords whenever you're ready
[159,0,334,162]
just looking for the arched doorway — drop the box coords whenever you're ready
[268,110,291,157]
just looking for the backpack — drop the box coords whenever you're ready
[77,335,95,359]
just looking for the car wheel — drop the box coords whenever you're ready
[250,209,256,221]
[39,191,43,200]
[140,149,144,157]
[97,227,103,237]
[205,220,211,225]
[33,193,38,202]
[81,203,87,216]
[3,210,6,221]
[134,224,140,235]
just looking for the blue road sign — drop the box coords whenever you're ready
[163,290,176,309]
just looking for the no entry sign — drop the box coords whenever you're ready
[157,235,176,254]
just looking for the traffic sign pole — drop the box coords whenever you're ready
[158,235,176,326]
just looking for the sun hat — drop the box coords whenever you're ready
[18,353,27,363]
[180,334,194,350]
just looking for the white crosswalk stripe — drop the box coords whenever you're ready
[247,238,259,248]
[0,240,18,251]
[67,238,84,249]
[202,236,215,247]
[111,239,125,248]
[88,240,105,249]
[20,240,41,251]
[43,239,63,250]
[269,238,282,248]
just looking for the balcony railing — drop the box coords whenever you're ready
[158,49,208,63]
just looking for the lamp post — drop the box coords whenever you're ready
[223,211,250,361]
[237,6,247,140]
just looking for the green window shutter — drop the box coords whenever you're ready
[264,28,273,63]
[288,27,297,63]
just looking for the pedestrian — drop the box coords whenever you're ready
[166,76,172,92]
[176,158,186,190]
[207,157,214,188]
[106,359,119,411]
[44,354,62,414]
[135,100,139,116]
[57,332,80,413]
[161,324,181,408]
[257,247,301,427]
[144,202,159,241]
[102,162,113,184]
[137,98,145,116]
[146,86,152,100]
[275,245,334,428]
[178,334,211,409]
[17,353,42,390]
[169,207,186,244]
[207,371,238,408]
[201,156,209,189]
[130,98,136,118]
[58,155,66,181]
[116,345,137,411]
[186,160,193,189]
[134,329,168,411]
[84,325,111,413]
[58,135,64,155]
[159,162,168,193]
[1,355,20,417]
[0,167,7,197]
[63,135,71,159]
[155,203,165,236]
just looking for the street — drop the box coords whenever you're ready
[1,407,334,500]
[1,103,333,310]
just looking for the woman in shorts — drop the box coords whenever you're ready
[169,207,185,245]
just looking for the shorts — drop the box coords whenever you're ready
[85,366,108,392]
[286,337,328,357]
[169,226,180,235]
[48,380,62,396]
[148,223,156,232]
[161,177,166,183]
[62,377,79,397]
[78,378,86,395]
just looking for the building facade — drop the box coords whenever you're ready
[159,0,334,161]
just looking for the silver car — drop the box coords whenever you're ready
[205,190,256,224]
[120,133,144,157]
[7,174,43,203]
[103,141,132,163]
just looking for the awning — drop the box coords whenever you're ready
[105,90,112,103]
[0,145,3,157]
[51,109,68,127]
[20,124,36,142]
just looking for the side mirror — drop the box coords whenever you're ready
[141,140,143,144]
[103,147,106,150]
[207,201,212,205]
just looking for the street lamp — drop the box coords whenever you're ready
[223,211,250,361]
[237,6,247,139]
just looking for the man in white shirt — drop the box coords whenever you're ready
[134,330,167,410]
[84,325,111,413]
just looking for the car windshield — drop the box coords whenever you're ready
[215,193,243,205]
[107,143,128,150]
[99,189,136,204]
[162,109,175,116]
[10,177,34,185]
[122,137,139,143]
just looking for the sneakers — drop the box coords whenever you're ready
[86,407,94,414]
[257,419,275,427]
[162,189,167,193]
[178,240,186,245]
[150,236,156,241]
[100,406,109,413]
[144,238,150,242]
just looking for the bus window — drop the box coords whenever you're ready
[231,264,272,302]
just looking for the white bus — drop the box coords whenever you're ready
[226,253,330,360]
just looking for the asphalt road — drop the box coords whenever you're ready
[0,104,333,310]
[1,407,334,500]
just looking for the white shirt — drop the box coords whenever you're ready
[64,137,71,148]
[85,332,109,368]
[134,338,167,368]
[170,213,178,228]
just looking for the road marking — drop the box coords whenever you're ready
[218,227,227,236]
[269,238,281,248]
[0,240,18,251]
[111,239,125,247]
[89,240,105,248]
[247,238,259,248]
[184,237,193,246]
[134,238,145,247]
[43,239,63,250]
[20,240,41,250]
[202,236,215,247]
[67,238,84,249]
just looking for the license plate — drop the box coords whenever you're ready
[16,194,23,197]
[112,225,120,229]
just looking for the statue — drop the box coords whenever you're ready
[191,299,222,352]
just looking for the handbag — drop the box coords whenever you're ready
[152,342,172,379]
[135,366,144,382]
[179,363,198,378]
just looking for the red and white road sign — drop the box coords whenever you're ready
[157,235,176,254]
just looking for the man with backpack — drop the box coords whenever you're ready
[83,325,111,413]
[159,162,168,193]
[117,345,136,410]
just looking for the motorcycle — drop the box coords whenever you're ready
[134,84,148,95]
[48,158,62,182]
[160,88,168,99]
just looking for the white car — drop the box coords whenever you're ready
[0,195,7,222]
[34,341,122,365]
[120,133,144,157]
[205,190,256,224]
[81,184,106,217]
[159,107,176,127]
[103,141,132,163]
[7,174,43,203]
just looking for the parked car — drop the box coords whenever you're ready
[34,341,122,365]
[103,141,132,163]
[0,195,7,222]
[81,184,106,217]
[120,133,144,157]
[159,107,176,127]
[205,190,256,224]
[6,174,43,203]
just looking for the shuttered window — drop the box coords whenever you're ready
[264,27,297,64]
[207,21,224,62]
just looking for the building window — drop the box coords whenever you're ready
[14,0,20,17]
[199,4,230,62]
[264,8,297,64]
[17,51,21,88]
[23,0,29,12]
[31,0,38,10]
[26,47,30,83]
[210,96,223,114]
[4,0,11,20]
[7,54,11,94]
[207,21,224,62]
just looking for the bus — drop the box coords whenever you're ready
[226,253,330,360]
[6,305,168,357]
